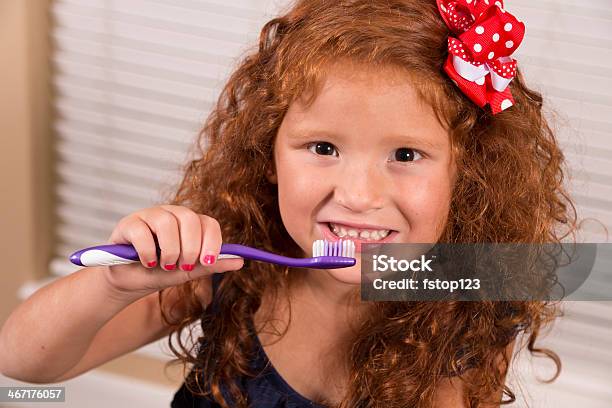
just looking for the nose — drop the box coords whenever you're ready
[333,159,386,213]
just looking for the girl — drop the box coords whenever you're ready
[0,0,577,407]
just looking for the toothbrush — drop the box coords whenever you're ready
[69,239,356,269]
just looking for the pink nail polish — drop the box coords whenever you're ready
[181,264,194,271]
[203,255,216,265]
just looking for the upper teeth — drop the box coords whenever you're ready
[329,223,391,241]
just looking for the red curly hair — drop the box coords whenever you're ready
[158,1,578,406]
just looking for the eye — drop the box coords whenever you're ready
[307,142,338,157]
[392,148,423,163]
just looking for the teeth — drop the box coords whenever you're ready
[329,223,391,241]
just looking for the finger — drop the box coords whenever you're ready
[198,215,223,267]
[138,208,180,271]
[106,215,134,244]
[160,205,202,271]
[114,216,159,268]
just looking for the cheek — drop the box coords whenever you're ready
[398,174,453,241]
[278,165,321,214]
[276,159,326,243]
[277,181,309,224]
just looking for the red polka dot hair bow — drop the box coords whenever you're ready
[436,0,526,114]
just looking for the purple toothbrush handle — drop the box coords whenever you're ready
[70,243,355,269]
[69,244,141,267]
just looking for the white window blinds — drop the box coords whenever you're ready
[48,0,280,276]
[499,2,612,406]
[22,0,612,405]
[512,0,612,244]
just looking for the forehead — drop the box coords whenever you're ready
[282,61,448,139]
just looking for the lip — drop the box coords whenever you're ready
[317,222,398,253]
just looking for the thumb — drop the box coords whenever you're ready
[162,258,244,287]
[187,257,245,278]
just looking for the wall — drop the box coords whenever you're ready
[0,0,52,325]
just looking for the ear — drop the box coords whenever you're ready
[265,163,277,184]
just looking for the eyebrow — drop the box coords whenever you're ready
[289,128,445,150]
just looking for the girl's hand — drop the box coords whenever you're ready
[100,205,243,302]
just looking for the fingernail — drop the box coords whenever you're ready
[147,261,157,268]
[164,264,176,270]
[203,255,216,265]
[181,264,194,271]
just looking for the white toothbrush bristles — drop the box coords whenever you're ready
[312,239,355,258]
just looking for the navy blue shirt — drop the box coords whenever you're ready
[171,273,326,408]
